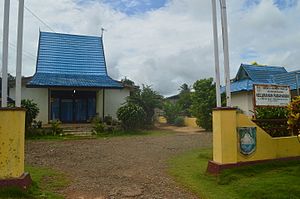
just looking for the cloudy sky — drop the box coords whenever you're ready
[1,0,300,96]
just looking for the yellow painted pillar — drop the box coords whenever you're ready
[0,108,25,179]
[213,108,238,164]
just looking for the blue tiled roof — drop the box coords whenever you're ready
[222,64,299,93]
[221,79,254,93]
[27,31,122,88]
[273,70,300,90]
[239,64,287,83]
[27,73,122,88]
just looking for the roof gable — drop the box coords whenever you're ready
[236,64,287,83]
[36,31,107,75]
[28,32,122,88]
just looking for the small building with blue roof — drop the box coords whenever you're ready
[227,63,300,115]
[9,31,131,124]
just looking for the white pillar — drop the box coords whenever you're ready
[220,0,231,107]
[211,0,221,107]
[1,0,10,107]
[15,0,25,107]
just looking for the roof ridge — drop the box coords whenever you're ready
[41,31,102,39]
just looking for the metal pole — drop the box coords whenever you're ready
[102,89,105,119]
[220,0,232,107]
[296,72,300,96]
[15,0,25,107]
[211,0,221,107]
[1,0,10,107]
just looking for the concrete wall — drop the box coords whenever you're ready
[157,116,167,124]
[231,91,254,115]
[212,109,300,165]
[10,86,48,124]
[96,89,103,118]
[157,116,198,128]
[104,88,129,119]
[9,86,129,123]
[184,117,198,127]
[0,109,25,178]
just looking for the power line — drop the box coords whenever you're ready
[0,40,36,60]
[7,42,36,59]
[24,5,56,32]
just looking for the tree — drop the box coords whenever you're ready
[21,99,40,130]
[163,101,182,124]
[191,78,216,131]
[121,77,135,87]
[127,85,163,125]
[177,83,192,116]
[121,77,139,96]
[179,83,190,94]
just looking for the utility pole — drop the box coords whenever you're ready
[220,0,232,107]
[15,0,25,107]
[1,0,10,108]
[211,0,221,107]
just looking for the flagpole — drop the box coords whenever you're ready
[211,0,221,107]
[1,0,10,107]
[15,0,25,107]
[220,0,232,107]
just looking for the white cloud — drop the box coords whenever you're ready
[1,0,300,96]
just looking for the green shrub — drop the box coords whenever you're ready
[255,107,288,119]
[111,119,119,126]
[32,120,42,129]
[104,115,113,125]
[174,116,185,127]
[254,107,290,137]
[21,99,39,130]
[92,123,105,135]
[163,101,182,124]
[287,96,300,135]
[117,104,146,130]
[91,116,105,135]
[25,128,52,138]
[50,120,63,136]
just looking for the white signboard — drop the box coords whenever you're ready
[254,84,291,107]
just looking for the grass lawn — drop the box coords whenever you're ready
[26,130,173,141]
[96,129,173,138]
[0,166,68,199]
[168,149,300,199]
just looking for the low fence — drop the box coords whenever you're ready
[184,117,198,128]
[157,116,198,128]
[212,108,300,165]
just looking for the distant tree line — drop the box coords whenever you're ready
[117,77,224,131]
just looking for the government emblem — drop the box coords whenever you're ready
[238,127,256,155]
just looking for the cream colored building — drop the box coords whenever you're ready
[228,64,299,115]
[9,78,131,124]
[8,31,131,124]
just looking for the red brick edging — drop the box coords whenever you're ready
[0,172,32,190]
[207,156,300,174]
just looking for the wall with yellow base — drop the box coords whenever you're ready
[157,116,198,128]
[213,109,300,164]
[0,108,25,179]
[183,117,198,128]
[157,116,167,124]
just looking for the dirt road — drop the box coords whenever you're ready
[26,131,212,199]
